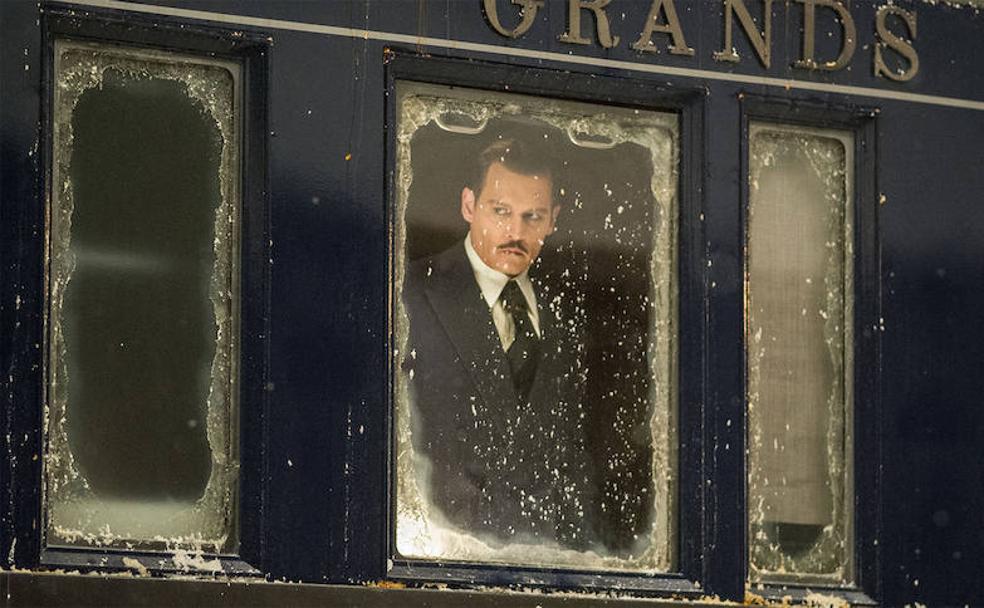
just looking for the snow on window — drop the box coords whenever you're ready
[393,82,678,571]
[45,41,241,554]
[746,123,854,583]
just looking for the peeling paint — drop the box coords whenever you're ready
[120,557,149,576]
[170,548,224,574]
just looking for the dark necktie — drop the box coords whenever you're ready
[499,280,540,402]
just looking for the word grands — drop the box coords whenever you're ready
[483,0,920,82]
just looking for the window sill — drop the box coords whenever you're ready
[0,570,744,607]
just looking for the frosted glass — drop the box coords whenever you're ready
[747,123,854,582]
[393,82,678,571]
[46,41,240,553]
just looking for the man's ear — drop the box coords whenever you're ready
[461,187,476,223]
[549,203,561,233]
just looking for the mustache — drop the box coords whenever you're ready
[496,241,529,254]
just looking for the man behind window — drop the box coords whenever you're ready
[402,131,594,549]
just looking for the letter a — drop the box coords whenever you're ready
[632,0,694,56]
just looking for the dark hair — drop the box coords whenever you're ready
[467,133,563,205]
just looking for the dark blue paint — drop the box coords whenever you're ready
[700,90,745,601]
[1,1,982,605]
[876,103,984,606]
[1,0,47,574]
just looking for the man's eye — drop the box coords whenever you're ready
[493,207,510,216]
[524,212,543,222]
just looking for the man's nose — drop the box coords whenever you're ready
[504,214,526,238]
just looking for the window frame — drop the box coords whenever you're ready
[1,4,271,576]
[380,51,713,597]
[739,95,881,606]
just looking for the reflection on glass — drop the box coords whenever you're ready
[393,82,678,570]
[746,123,854,582]
[46,41,240,552]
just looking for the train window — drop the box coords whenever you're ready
[45,40,241,552]
[392,82,679,571]
[746,122,855,583]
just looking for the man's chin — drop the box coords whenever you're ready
[492,256,529,277]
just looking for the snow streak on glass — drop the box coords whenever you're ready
[393,82,678,571]
[747,123,854,582]
[45,41,241,554]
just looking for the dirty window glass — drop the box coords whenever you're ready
[746,123,854,583]
[393,82,678,571]
[45,40,240,553]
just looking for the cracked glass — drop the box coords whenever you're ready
[393,82,678,571]
[746,123,854,583]
[45,40,241,553]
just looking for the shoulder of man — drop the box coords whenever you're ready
[406,243,469,287]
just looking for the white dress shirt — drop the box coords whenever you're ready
[463,237,541,351]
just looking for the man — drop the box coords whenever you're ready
[402,134,593,550]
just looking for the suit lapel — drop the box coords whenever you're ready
[423,246,519,409]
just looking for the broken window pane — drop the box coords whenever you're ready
[746,123,854,582]
[393,82,678,571]
[45,41,241,553]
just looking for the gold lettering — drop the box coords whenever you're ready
[632,0,694,56]
[713,0,772,69]
[794,0,856,71]
[558,0,620,48]
[874,5,919,82]
[482,0,543,39]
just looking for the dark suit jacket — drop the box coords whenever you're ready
[402,243,594,549]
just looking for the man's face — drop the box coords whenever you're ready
[461,162,560,277]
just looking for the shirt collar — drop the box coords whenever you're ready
[463,236,538,314]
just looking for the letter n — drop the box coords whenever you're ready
[713,0,773,69]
